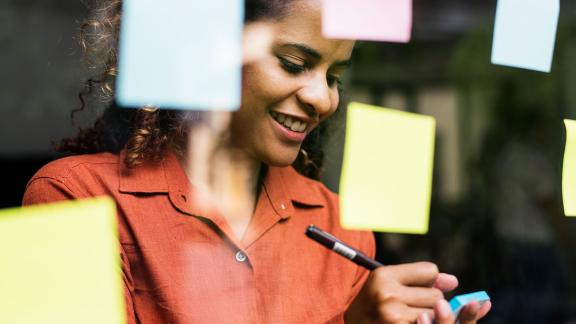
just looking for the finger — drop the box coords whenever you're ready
[405,307,434,321]
[417,312,432,324]
[459,300,492,323]
[434,299,455,324]
[378,262,440,287]
[393,286,444,308]
[375,299,434,324]
[477,300,492,318]
[458,301,481,324]
[434,273,459,292]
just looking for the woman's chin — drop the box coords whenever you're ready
[259,150,299,168]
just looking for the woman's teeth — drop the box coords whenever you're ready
[270,111,308,132]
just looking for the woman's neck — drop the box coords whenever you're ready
[180,133,264,240]
[231,149,264,202]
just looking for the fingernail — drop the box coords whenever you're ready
[437,299,451,318]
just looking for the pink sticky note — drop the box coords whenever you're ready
[323,0,412,43]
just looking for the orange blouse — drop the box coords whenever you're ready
[23,151,374,324]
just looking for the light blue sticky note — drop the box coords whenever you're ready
[491,0,559,73]
[449,291,490,317]
[117,0,244,110]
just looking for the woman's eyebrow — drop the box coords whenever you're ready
[280,42,322,59]
[279,42,352,68]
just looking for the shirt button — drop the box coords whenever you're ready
[235,251,247,263]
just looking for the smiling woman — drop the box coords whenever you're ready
[233,3,354,167]
[22,0,490,323]
[56,0,341,180]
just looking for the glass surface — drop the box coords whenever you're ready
[2,0,576,322]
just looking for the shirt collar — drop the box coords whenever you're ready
[118,150,209,217]
[264,166,326,216]
[118,150,170,194]
[118,150,326,213]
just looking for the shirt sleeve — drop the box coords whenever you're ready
[22,175,139,324]
[346,231,375,307]
[327,231,375,324]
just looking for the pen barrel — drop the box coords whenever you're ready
[352,252,383,270]
[305,226,336,250]
[305,225,384,271]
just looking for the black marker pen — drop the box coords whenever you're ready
[305,225,383,270]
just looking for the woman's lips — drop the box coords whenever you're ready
[269,110,309,143]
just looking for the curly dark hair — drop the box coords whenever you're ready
[59,0,346,180]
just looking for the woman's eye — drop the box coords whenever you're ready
[327,74,342,88]
[279,57,306,74]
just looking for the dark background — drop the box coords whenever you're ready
[2,0,576,322]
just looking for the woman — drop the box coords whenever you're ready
[23,0,491,323]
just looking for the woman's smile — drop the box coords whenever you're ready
[270,111,309,133]
[269,110,312,143]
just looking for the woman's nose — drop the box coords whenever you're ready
[296,73,334,118]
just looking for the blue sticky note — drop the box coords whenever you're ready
[449,291,490,317]
[491,0,559,73]
[117,0,244,110]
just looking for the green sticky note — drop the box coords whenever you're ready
[562,119,576,217]
[340,102,436,234]
[0,197,125,324]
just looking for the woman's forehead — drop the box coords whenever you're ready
[276,0,323,31]
[270,2,355,61]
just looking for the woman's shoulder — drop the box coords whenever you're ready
[30,152,120,183]
[23,152,121,205]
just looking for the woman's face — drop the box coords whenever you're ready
[231,0,355,167]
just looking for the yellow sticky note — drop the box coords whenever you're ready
[0,197,125,324]
[562,119,576,217]
[340,102,436,234]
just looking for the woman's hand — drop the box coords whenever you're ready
[345,262,491,324]
[428,299,491,324]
